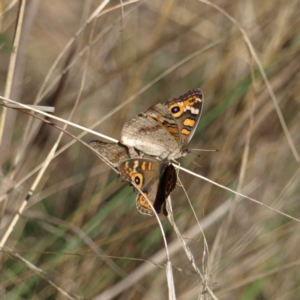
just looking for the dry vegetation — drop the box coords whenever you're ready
[0,0,300,299]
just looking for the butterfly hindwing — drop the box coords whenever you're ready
[119,158,176,216]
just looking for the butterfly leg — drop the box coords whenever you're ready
[128,146,143,158]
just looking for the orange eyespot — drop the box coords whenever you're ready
[138,194,152,210]
[132,173,143,188]
[169,103,183,118]
[171,106,180,113]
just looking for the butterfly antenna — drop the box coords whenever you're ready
[189,149,219,152]
[189,148,218,158]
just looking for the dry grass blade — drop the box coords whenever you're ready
[0,103,55,112]
[2,247,79,300]
[0,0,26,144]
[0,96,117,142]
[199,0,299,162]
[1,1,300,299]
[167,196,202,279]
[92,181,258,299]
[178,165,300,223]
[166,260,176,300]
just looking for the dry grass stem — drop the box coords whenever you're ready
[1,1,299,299]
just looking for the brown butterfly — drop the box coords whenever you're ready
[120,88,203,160]
[89,141,176,216]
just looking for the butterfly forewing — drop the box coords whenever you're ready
[120,88,203,160]
[120,111,178,159]
[164,88,203,146]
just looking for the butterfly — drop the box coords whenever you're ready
[120,88,203,160]
[89,141,177,216]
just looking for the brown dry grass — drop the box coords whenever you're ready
[0,0,300,299]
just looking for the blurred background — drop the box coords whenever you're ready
[0,0,300,299]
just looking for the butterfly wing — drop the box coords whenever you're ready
[164,88,203,147]
[89,140,130,168]
[120,105,178,159]
[144,103,182,142]
[121,89,203,160]
[119,158,175,216]
[153,164,177,216]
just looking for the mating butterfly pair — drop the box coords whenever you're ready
[90,88,203,216]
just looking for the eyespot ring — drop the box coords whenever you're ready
[132,173,143,188]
